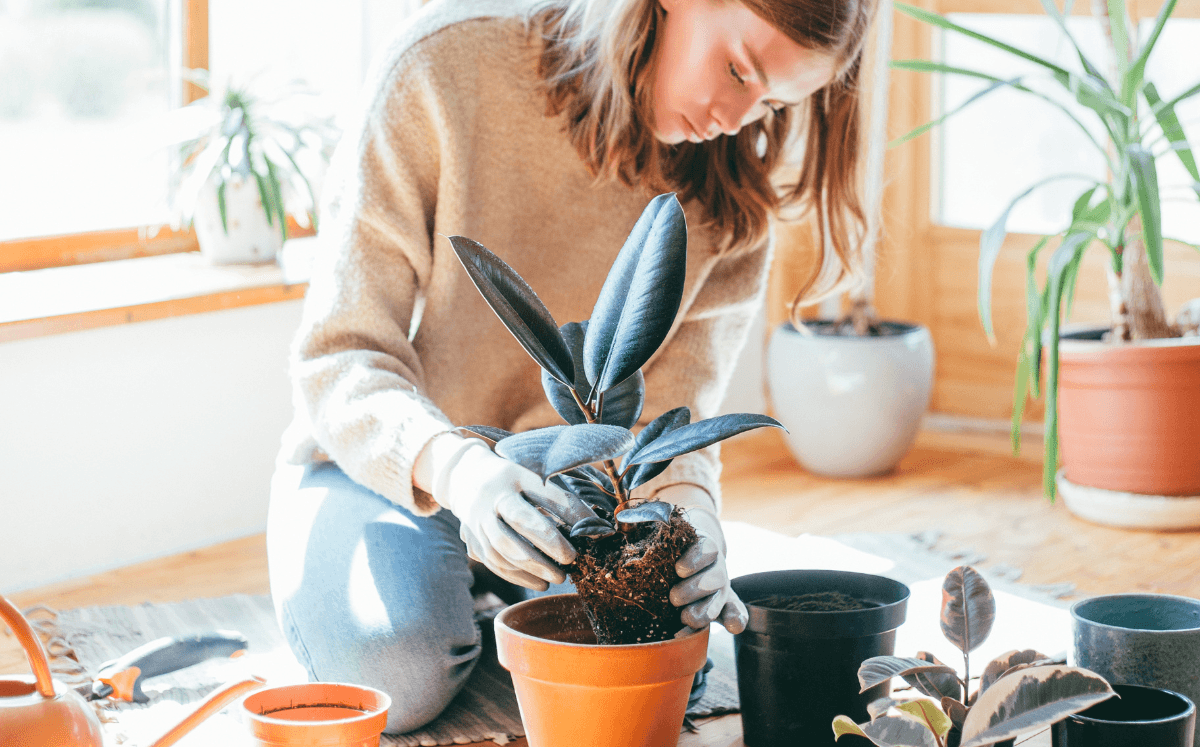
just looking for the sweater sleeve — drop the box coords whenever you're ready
[628,233,775,513]
[284,52,454,515]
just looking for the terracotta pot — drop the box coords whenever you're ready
[242,682,390,747]
[495,593,709,747]
[1058,330,1200,496]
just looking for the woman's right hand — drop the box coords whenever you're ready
[418,434,598,590]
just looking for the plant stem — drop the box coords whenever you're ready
[569,388,629,508]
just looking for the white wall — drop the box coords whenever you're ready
[0,301,303,593]
[0,295,769,594]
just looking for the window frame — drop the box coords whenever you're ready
[873,0,1200,421]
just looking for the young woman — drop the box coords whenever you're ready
[267,0,877,734]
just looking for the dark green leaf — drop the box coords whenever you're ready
[598,371,645,429]
[584,193,688,394]
[253,170,274,228]
[626,413,784,467]
[449,236,575,386]
[553,473,616,514]
[940,566,996,654]
[570,516,615,539]
[959,666,1114,747]
[621,406,691,491]
[541,369,588,425]
[858,656,960,695]
[494,426,566,476]
[1128,146,1163,284]
[615,500,672,524]
[263,154,288,243]
[455,425,513,443]
[542,424,636,480]
[905,652,963,702]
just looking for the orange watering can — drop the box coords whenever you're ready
[0,593,265,747]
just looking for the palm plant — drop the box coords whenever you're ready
[893,0,1199,497]
[449,193,783,643]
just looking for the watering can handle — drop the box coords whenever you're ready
[0,594,57,699]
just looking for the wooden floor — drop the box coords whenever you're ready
[5,427,1200,747]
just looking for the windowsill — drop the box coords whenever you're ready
[0,237,316,343]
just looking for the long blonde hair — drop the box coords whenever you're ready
[525,0,877,304]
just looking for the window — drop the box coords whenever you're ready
[0,0,419,273]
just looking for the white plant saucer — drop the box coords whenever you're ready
[1057,471,1200,531]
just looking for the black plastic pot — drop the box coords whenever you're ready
[1052,683,1196,747]
[730,570,910,747]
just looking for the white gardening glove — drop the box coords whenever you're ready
[419,433,598,591]
[656,484,749,634]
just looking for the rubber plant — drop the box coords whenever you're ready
[449,192,783,645]
[893,0,1200,497]
[832,566,1114,747]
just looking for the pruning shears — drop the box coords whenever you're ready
[74,630,248,703]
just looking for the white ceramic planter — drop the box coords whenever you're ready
[193,174,283,265]
[767,321,935,478]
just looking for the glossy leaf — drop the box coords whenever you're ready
[904,652,963,702]
[895,700,952,738]
[584,193,687,395]
[598,372,645,429]
[941,697,968,729]
[455,425,513,443]
[833,715,937,747]
[959,666,1115,747]
[940,566,996,654]
[570,516,616,539]
[979,650,1056,693]
[858,656,959,695]
[542,424,635,480]
[615,500,672,524]
[553,473,617,514]
[1129,146,1164,284]
[494,426,566,476]
[867,697,905,721]
[541,322,593,424]
[625,413,785,467]
[449,236,575,386]
[621,406,691,490]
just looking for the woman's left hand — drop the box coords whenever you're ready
[655,485,749,635]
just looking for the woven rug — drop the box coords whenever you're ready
[31,524,1076,747]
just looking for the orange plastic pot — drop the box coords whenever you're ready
[495,593,709,747]
[1057,333,1200,496]
[242,682,391,747]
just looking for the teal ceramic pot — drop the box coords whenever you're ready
[1071,593,1200,745]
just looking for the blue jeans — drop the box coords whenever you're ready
[266,461,573,734]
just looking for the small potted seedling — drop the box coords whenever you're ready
[832,566,1115,747]
[449,193,783,747]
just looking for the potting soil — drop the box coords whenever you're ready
[567,509,697,645]
[751,591,877,611]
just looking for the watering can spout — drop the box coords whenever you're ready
[147,675,268,747]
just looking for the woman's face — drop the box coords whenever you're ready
[650,0,838,144]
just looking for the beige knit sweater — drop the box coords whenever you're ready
[278,0,774,516]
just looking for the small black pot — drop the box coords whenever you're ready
[1052,683,1196,747]
[730,570,910,747]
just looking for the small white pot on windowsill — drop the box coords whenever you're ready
[193,173,284,265]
